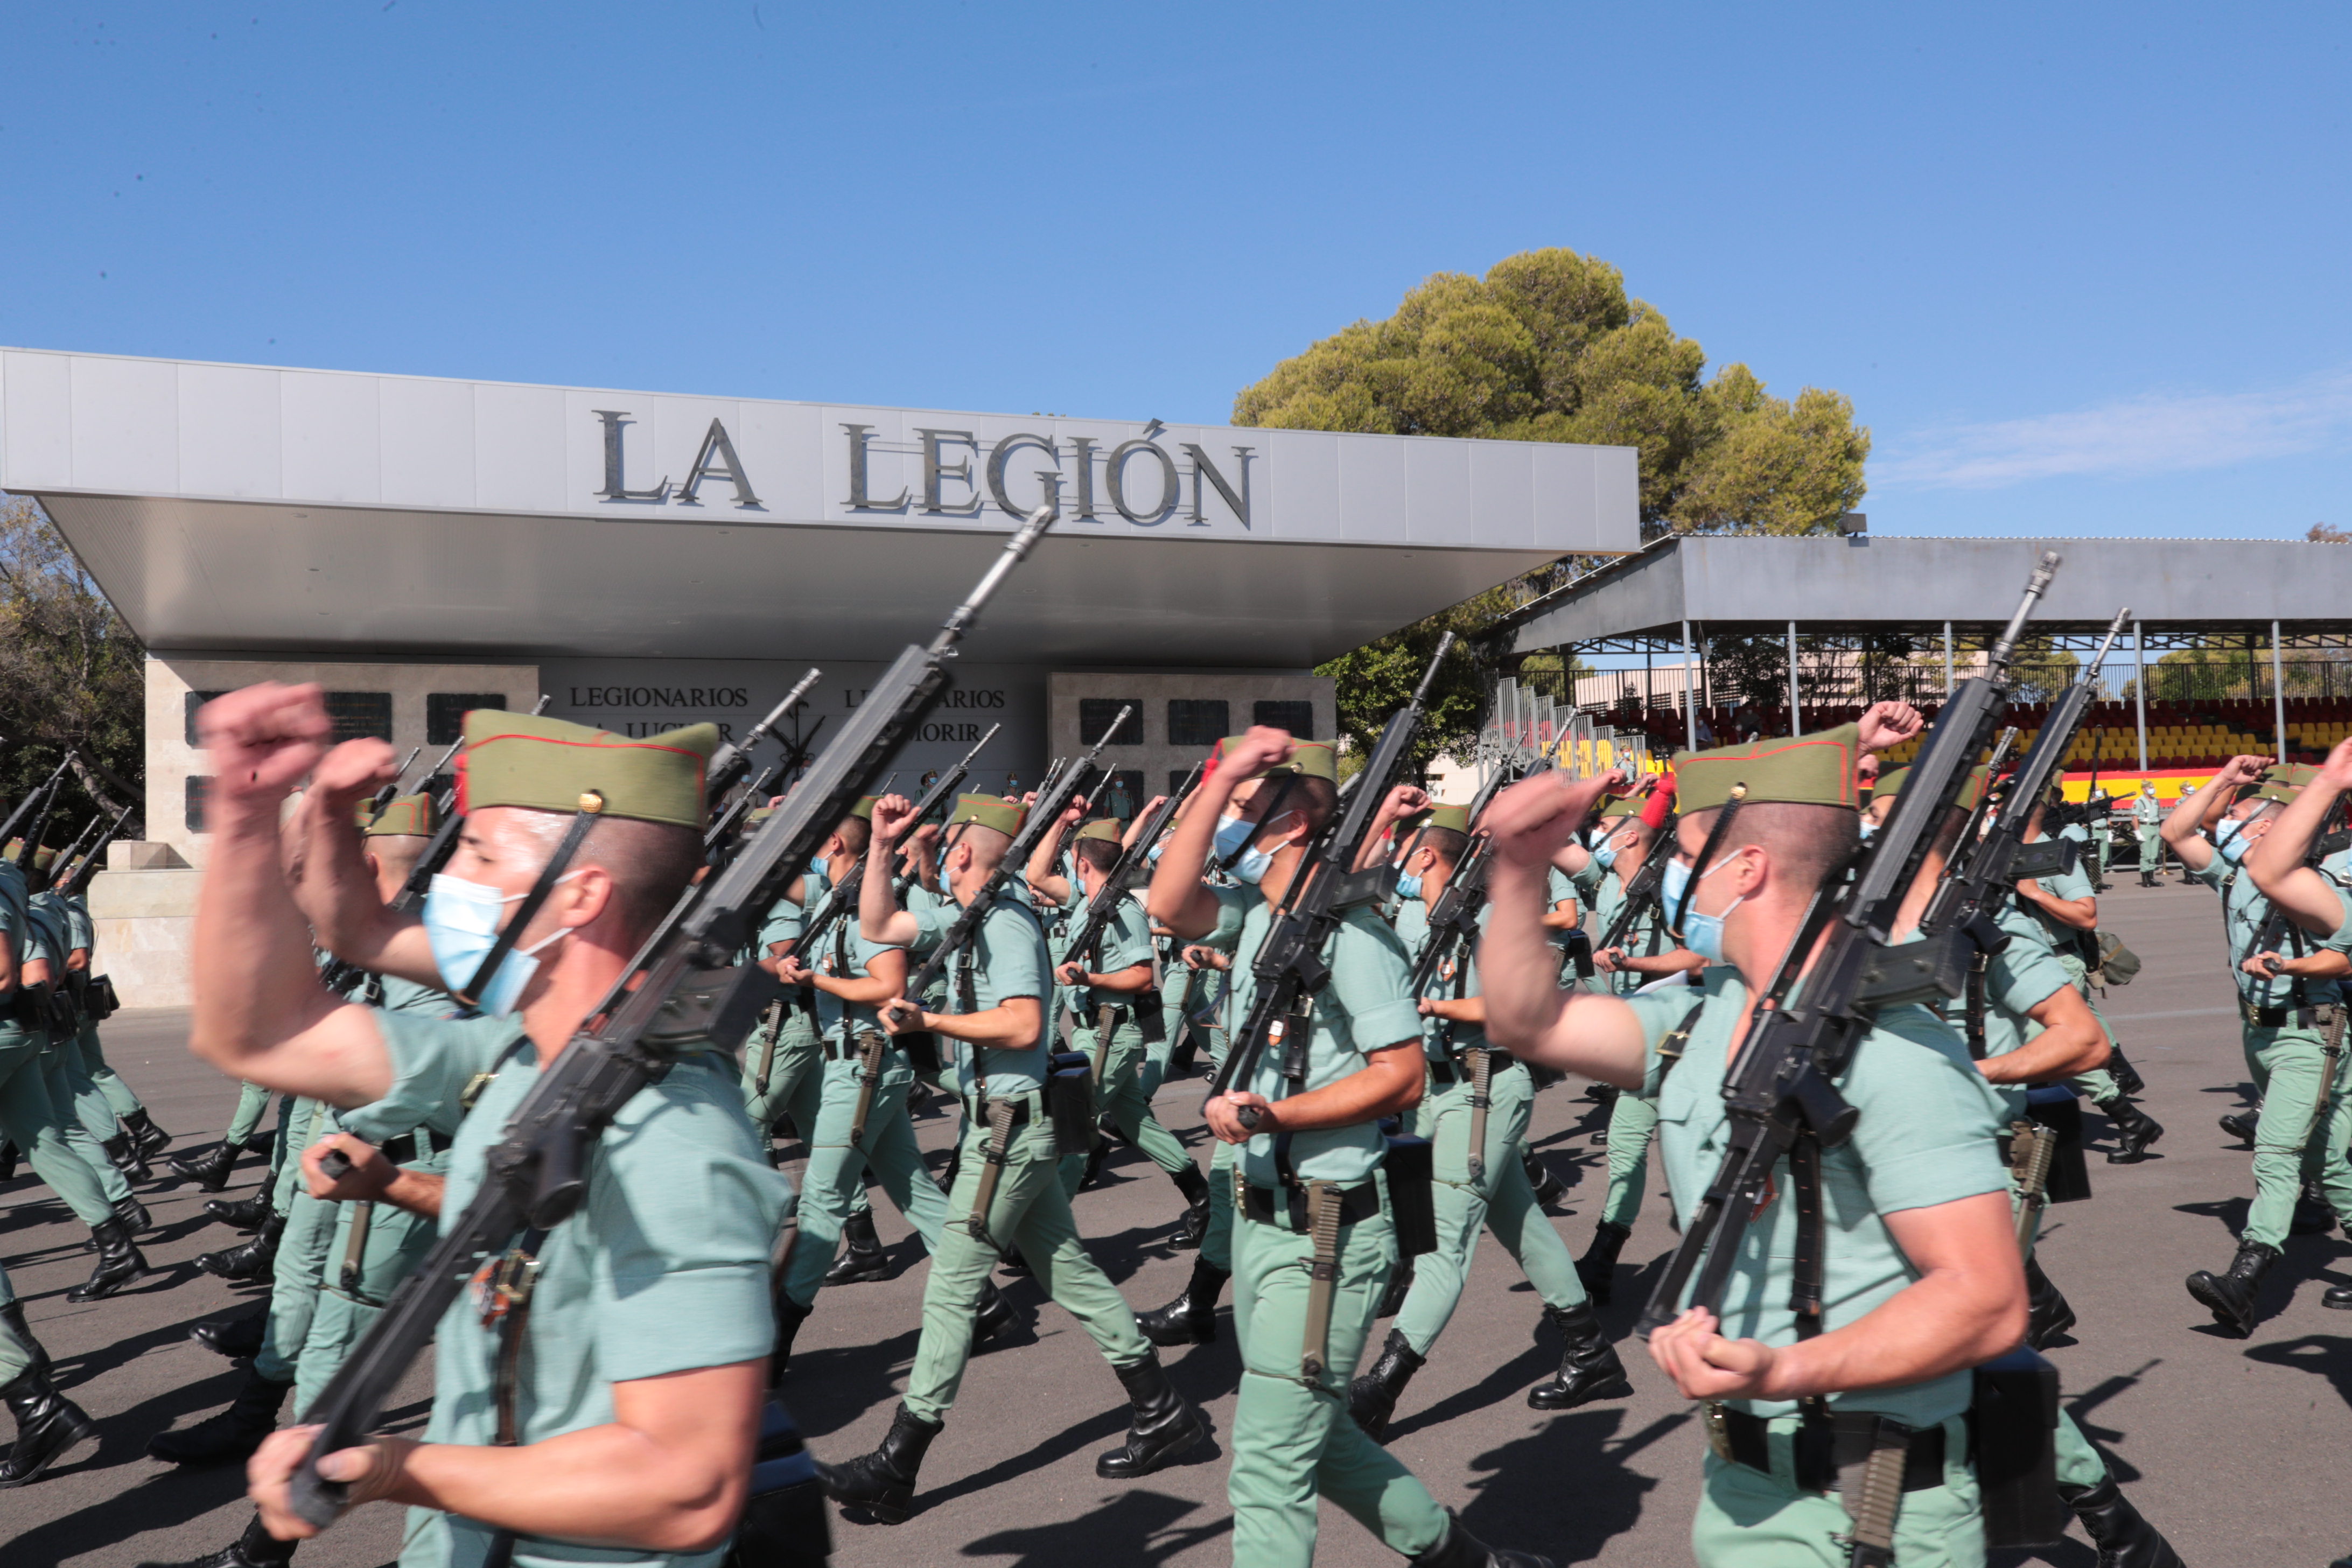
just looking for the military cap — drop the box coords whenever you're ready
[27,845,57,873]
[745,804,776,826]
[850,796,879,821]
[1422,804,1472,835]
[1212,734,1339,785]
[458,710,718,830]
[2249,764,2311,807]
[1597,796,1644,820]
[1672,724,1861,816]
[948,793,1027,837]
[1869,762,1989,814]
[1073,816,1124,845]
[361,793,436,837]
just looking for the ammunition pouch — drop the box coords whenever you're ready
[1045,1051,1096,1155]
[1969,1347,2067,1548]
[898,1030,943,1074]
[2022,1087,2092,1204]
[723,1399,832,1568]
[87,974,121,1021]
[11,982,54,1031]
[1381,1135,1438,1257]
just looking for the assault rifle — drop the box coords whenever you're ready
[1,753,74,857]
[706,673,822,802]
[796,724,1000,962]
[1054,764,1201,1063]
[287,505,1058,1527]
[5,761,69,868]
[358,747,424,826]
[1591,794,1677,958]
[1208,634,1454,1121]
[898,706,1132,1005]
[1405,758,1530,999]
[1636,553,2062,1343]
[49,804,137,898]
[1916,610,2130,953]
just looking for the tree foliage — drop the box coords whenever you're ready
[0,494,146,834]
[1237,248,1870,761]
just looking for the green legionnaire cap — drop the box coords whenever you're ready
[948,793,1027,837]
[30,845,57,873]
[1423,804,1472,835]
[1211,734,1339,785]
[361,793,437,838]
[1672,723,1862,816]
[850,796,879,821]
[1870,762,1989,813]
[458,710,718,829]
[1073,816,1124,845]
[1598,796,1644,820]
[2250,764,2311,807]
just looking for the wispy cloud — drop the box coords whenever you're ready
[1875,371,2352,490]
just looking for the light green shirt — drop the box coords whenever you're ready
[1228,900,1424,1187]
[1930,922,2071,1121]
[1633,967,2008,1427]
[1404,899,1488,1058]
[1067,892,1153,1015]
[914,893,1051,1096]
[377,1012,787,1568]
[807,912,910,1082]
[2193,853,2347,1006]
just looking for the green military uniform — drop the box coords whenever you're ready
[0,867,114,1231]
[21,893,134,1208]
[1647,730,2012,1567]
[1224,880,1454,1566]
[2132,787,2165,881]
[51,887,148,1122]
[1578,800,1677,1232]
[776,869,950,1310]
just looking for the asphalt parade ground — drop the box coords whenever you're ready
[8,877,2350,1567]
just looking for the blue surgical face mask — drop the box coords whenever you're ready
[1232,813,1298,886]
[2214,816,2244,843]
[1660,856,1691,913]
[422,872,577,1018]
[809,855,830,879]
[1665,855,1745,961]
[1213,813,1255,863]
[1592,837,1620,871]
[1858,818,1878,842]
[1395,871,1424,901]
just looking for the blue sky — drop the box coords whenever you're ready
[4,3,2347,541]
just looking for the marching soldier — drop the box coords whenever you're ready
[2132,781,2166,886]
[818,792,1205,1524]
[1348,802,1632,1442]
[0,1249,98,1488]
[1482,716,2031,1568]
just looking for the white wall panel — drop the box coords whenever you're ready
[176,363,282,500]
[71,354,178,494]
[0,349,73,488]
[281,371,380,505]
[380,376,477,509]
[472,382,564,514]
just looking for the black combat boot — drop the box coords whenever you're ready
[134,1513,299,1567]
[2295,1184,2337,1235]
[113,1194,152,1235]
[2057,1475,2187,1568]
[1375,1255,1416,1319]
[0,1139,18,1182]
[1528,1302,1634,1411]
[2325,1283,2352,1311]
[2185,1239,2279,1338]
[769,1295,813,1384]
[197,1211,284,1282]
[206,1192,273,1233]
[0,1363,100,1487]
[1576,1221,1631,1305]
[2106,1047,2145,1098]
[0,1300,50,1379]
[1078,1137,1114,1191]
[1347,1329,1425,1441]
[146,1369,291,1466]
[1523,1146,1568,1208]
[816,1402,941,1525]
[68,1216,149,1303]
[1138,1258,1228,1348]
[192,1299,271,1360]
[821,1210,891,1286]
[2025,1256,2077,1349]
[2101,1096,2164,1163]
[1096,1351,1207,1479]
[103,1131,151,1184]
[1409,1510,1558,1568]
[124,1107,173,1159]
[2218,1108,2259,1146]
[1171,1164,1211,1250]
[973,1278,1016,1351]
[167,1139,247,1193]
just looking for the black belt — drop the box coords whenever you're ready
[380,1133,420,1166]
[1714,1405,1946,1493]
[1241,1179,1380,1232]
[1427,1049,1516,1086]
[2242,999,2343,1030]
[961,1096,1034,1130]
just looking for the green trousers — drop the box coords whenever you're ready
[1689,1415,1984,1566]
[0,1262,25,1385]
[2057,957,2125,1105]
[1060,1016,1193,1195]
[293,1177,443,1415]
[1228,1195,1450,1567]
[1603,1089,1662,1229]
[39,1041,131,1206]
[1200,1138,1239,1272]
[902,1099,1149,1424]
[74,1017,143,1118]
[780,1061,950,1310]
[741,1000,822,1131]
[254,1102,337,1387]
[0,1026,113,1227]
[2012,1157,2108,1491]
[1394,1062,1586,1357]
[2238,1018,2352,1248]
[226,1079,275,1146]
[2135,825,2163,874]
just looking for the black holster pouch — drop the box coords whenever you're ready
[1969,1346,2066,1548]
[13,982,54,1030]
[723,1398,832,1568]
[2025,1088,2092,1204]
[90,974,120,1020]
[1382,1135,1438,1257]
[1046,1051,1095,1155]
[899,1030,942,1074]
